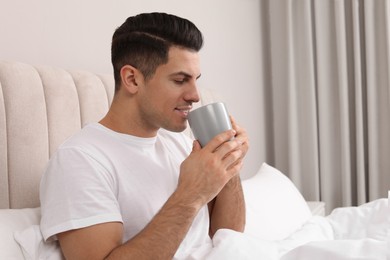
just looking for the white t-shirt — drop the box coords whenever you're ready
[40,123,212,258]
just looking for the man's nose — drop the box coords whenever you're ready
[184,83,200,103]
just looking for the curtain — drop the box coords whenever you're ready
[259,0,390,213]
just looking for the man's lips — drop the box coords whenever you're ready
[175,106,192,118]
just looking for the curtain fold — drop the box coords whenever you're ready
[261,0,390,213]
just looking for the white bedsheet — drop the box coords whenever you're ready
[14,198,389,259]
[192,198,389,260]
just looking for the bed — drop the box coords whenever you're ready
[0,61,388,259]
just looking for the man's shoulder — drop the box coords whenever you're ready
[59,123,102,146]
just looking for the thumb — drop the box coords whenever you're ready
[192,140,202,152]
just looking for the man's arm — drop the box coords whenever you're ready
[57,129,243,259]
[208,176,246,237]
[208,117,249,237]
[58,189,203,260]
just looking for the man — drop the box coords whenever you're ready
[40,12,249,259]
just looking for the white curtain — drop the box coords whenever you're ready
[258,0,390,212]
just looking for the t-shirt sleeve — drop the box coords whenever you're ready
[40,147,123,241]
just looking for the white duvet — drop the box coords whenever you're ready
[193,198,389,260]
[12,163,389,259]
[14,198,388,260]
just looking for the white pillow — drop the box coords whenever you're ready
[242,163,312,240]
[14,225,63,260]
[0,207,41,259]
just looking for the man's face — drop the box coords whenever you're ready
[136,46,201,134]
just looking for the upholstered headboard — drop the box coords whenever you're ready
[0,61,216,209]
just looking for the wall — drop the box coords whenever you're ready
[0,0,266,179]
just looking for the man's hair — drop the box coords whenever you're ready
[111,12,204,90]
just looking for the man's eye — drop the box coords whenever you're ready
[174,78,187,84]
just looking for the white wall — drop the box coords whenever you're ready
[0,0,265,179]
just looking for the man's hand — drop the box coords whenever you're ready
[230,116,249,167]
[181,116,249,237]
[178,128,244,207]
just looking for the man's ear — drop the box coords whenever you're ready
[120,65,143,94]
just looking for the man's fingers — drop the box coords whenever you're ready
[203,129,236,152]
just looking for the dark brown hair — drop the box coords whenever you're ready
[111,12,204,90]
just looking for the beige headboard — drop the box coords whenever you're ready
[0,61,215,209]
[0,61,115,209]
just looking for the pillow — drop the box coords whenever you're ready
[14,225,63,260]
[0,207,41,259]
[242,163,312,240]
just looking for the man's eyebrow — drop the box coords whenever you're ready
[170,71,202,79]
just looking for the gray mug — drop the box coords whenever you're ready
[188,102,232,147]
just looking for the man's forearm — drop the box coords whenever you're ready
[107,190,202,259]
[208,175,245,237]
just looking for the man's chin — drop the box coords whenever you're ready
[163,123,188,133]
